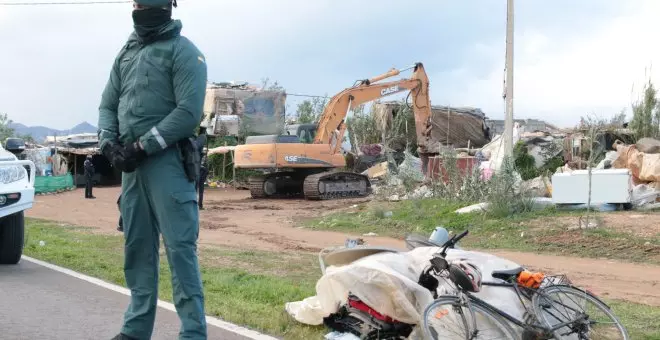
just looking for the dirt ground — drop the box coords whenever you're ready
[533,214,660,239]
[27,186,403,252]
[27,186,660,306]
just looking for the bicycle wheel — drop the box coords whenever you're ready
[422,295,517,340]
[532,285,629,340]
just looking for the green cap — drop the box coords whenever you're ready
[134,0,174,7]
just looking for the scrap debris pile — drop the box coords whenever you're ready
[356,120,660,211]
[285,231,598,339]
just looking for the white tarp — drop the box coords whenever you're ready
[479,123,521,172]
[285,247,527,338]
[397,151,424,181]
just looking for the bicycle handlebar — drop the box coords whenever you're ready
[454,230,469,243]
[439,229,469,256]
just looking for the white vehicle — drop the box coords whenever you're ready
[0,144,35,265]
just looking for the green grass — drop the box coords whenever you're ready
[306,199,660,265]
[23,219,326,340]
[606,300,660,340]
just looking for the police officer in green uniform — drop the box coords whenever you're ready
[97,1,208,339]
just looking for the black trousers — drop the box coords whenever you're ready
[117,194,123,231]
[198,171,207,208]
[85,176,93,198]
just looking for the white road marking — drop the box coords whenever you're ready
[21,256,280,340]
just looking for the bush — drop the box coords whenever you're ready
[513,140,538,180]
[427,149,488,204]
[485,156,535,218]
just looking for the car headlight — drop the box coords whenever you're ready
[0,165,27,184]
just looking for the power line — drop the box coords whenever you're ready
[0,1,131,5]
[286,93,330,99]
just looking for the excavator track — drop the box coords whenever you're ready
[247,176,267,199]
[248,172,305,199]
[303,171,372,200]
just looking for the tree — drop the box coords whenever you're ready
[629,77,660,138]
[295,97,327,124]
[579,114,609,229]
[0,113,15,142]
[609,109,627,127]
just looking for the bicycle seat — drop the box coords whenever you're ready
[491,267,524,281]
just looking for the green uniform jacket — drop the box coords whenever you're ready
[98,20,207,156]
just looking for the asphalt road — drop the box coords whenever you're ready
[0,259,262,340]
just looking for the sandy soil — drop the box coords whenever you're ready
[27,186,660,306]
[27,187,403,252]
[532,214,660,238]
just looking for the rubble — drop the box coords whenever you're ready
[636,137,660,154]
[520,175,552,198]
[366,119,660,212]
[396,151,424,182]
[361,161,388,179]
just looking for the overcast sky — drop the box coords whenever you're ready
[1,0,659,130]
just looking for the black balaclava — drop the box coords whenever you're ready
[132,5,173,44]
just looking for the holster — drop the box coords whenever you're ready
[177,137,201,183]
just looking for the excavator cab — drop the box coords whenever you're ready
[285,123,318,144]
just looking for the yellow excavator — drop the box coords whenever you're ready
[233,62,433,200]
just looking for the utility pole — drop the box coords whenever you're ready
[503,0,515,159]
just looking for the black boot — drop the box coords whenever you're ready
[111,334,138,340]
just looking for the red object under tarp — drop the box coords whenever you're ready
[348,296,399,323]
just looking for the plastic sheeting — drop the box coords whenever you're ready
[596,151,619,169]
[371,103,490,152]
[285,247,527,338]
[23,147,52,176]
[613,143,660,183]
[479,123,522,171]
[397,151,424,182]
[632,183,660,207]
[426,106,491,150]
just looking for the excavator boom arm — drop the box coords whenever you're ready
[313,63,433,154]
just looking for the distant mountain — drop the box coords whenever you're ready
[9,121,97,143]
[69,122,97,135]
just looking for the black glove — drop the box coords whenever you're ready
[102,141,132,172]
[121,142,147,172]
[102,141,145,173]
[124,142,147,163]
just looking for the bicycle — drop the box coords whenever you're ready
[419,230,629,340]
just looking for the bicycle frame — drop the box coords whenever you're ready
[422,229,620,339]
[465,281,590,337]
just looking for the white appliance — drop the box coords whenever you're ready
[551,169,632,204]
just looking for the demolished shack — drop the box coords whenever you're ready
[42,133,120,189]
[372,102,491,151]
[563,127,635,169]
[201,81,287,138]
